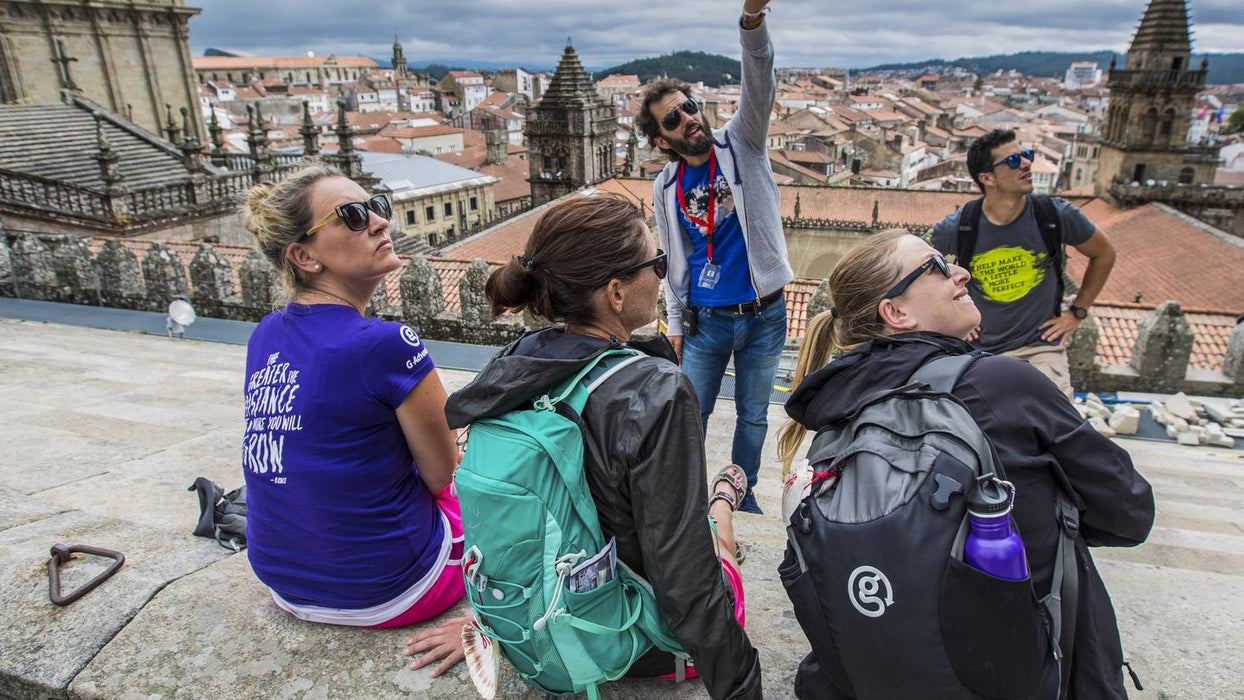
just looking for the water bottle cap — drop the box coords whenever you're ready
[967,478,1013,515]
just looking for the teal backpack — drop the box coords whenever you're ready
[454,349,688,699]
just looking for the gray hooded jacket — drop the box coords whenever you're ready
[653,21,794,336]
[446,328,762,700]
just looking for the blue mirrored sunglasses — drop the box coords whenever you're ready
[979,149,1034,174]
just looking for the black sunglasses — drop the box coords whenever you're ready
[609,249,667,281]
[979,149,1034,175]
[661,100,700,131]
[883,254,952,299]
[304,193,392,236]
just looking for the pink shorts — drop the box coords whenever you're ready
[368,484,466,629]
[661,555,746,680]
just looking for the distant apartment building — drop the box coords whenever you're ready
[1063,62,1103,89]
[387,125,466,155]
[408,89,437,113]
[192,54,378,88]
[495,68,537,100]
[439,71,490,113]
[595,74,640,105]
[360,152,498,247]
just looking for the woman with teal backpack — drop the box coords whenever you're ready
[446,193,762,699]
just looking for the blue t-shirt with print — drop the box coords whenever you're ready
[243,304,444,609]
[678,159,755,307]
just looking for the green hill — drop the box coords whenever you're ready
[857,51,1244,85]
[593,51,742,87]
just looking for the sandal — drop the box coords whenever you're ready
[708,464,747,513]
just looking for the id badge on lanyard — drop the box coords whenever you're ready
[677,152,721,290]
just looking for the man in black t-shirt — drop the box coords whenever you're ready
[925,129,1116,398]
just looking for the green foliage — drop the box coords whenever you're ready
[857,51,1244,85]
[1227,106,1244,135]
[593,51,743,88]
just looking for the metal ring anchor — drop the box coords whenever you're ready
[47,543,125,606]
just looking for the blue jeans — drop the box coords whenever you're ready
[681,297,787,489]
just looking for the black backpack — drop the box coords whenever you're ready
[779,353,1080,700]
[956,194,1065,319]
[189,477,248,552]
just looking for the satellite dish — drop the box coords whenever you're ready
[167,299,197,338]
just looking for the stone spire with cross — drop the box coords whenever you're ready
[326,98,380,190]
[246,104,273,180]
[179,107,203,173]
[524,38,617,205]
[300,101,320,157]
[207,108,228,168]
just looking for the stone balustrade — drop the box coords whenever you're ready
[0,227,524,348]
[1,226,1240,395]
[0,163,301,233]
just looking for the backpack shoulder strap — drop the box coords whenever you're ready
[1045,492,1081,700]
[560,349,644,415]
[1030,194,1066,318]
[955,198,984,270]
[908,353,981,395]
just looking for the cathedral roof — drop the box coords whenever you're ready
[1128,0,1192,56]
[537,43,603,109]
[0,98,197,190]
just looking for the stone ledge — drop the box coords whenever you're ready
[0,509,230,699]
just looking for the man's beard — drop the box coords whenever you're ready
[668,119,712,158]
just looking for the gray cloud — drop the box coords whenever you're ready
[187,0,1243,70]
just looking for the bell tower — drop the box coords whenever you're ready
[524,40,617,206]
[1097,0,1217,195]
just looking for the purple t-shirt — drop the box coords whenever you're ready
[242,303,443,609]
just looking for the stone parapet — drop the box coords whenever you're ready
[0,232,523,347]
[0,232,1237,395]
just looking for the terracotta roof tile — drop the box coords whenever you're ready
[1066,201,1244,314]
[1091,304,1237,372]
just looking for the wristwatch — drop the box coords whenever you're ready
[1069,304,1088,320]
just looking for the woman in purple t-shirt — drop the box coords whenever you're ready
[243,164,466,675]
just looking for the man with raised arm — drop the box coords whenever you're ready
[638,0,791,515]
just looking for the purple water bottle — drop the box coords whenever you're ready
[964,478,1029,581]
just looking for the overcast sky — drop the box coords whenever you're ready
[187,1,1243,70]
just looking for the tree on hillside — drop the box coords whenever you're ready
[1226,106,1244,135]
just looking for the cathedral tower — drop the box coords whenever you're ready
[392,35,407,78]
[0,0,204,142]
[1097,0,1217,195]
[524,41,617,206]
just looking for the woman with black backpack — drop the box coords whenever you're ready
[777,229,1154,699]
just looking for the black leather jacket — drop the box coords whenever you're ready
[445,327,762,700]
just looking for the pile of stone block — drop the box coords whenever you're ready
[1074,393,1141,439]
[1145,392,1240,448]
[1073,392,1242,447]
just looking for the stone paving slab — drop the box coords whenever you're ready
[0,487,69,534]
[1097,559,1244,700]
[0,509,229,698]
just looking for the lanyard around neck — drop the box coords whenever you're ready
[676,150,718,263]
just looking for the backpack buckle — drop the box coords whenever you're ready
[464,546,485,585]
[1058,503,1080,537]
